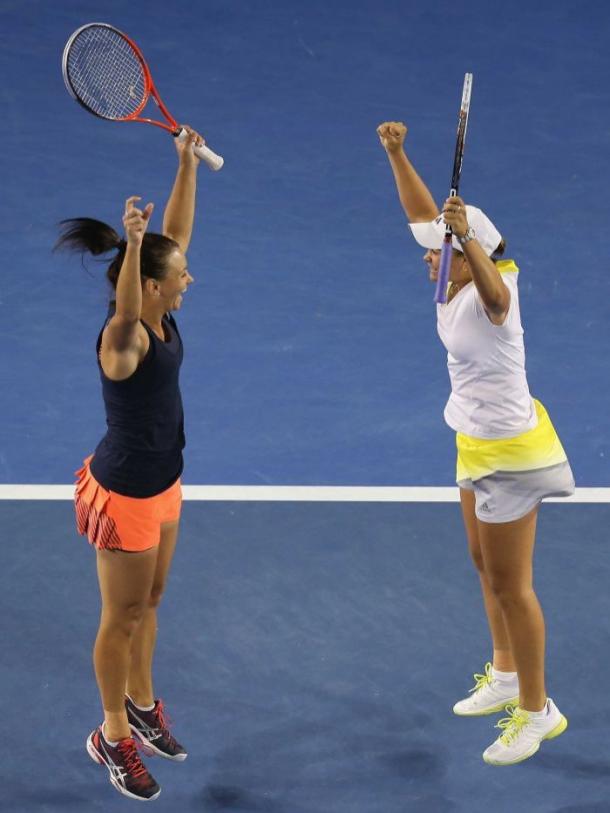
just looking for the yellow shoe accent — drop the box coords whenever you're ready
[497,705,530,746]
[473,663,493,692]
[453,663,519,717]
[482,701,568,766]
[544,715,568,741]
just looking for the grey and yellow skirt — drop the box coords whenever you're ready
[456,400,575,523]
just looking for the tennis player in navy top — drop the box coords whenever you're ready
[57,128,204,801]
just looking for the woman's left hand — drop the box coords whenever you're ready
[442,196,469,238]
[175,125,205,167]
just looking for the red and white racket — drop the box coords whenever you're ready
[62,22,224,171]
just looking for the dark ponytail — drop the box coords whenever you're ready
[55,218,179,290]
[55,217,124,255]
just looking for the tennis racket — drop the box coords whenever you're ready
[433,73,473,304]
[62,22,224,171]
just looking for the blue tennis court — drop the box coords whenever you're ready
[1,0,609,810]
[2,499,610,812]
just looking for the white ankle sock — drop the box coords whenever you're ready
[102,723,119,747]
[492,667,518,684]
[526,700,549,718]
[133,700,155,712]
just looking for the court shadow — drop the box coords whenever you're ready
[525,751,610,779]
[197,708,450,813]
[378,746,446,781]
[0,784,90,812]
[201,784,295,812]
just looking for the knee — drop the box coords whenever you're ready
[486,573,532,608]
[102,600,148,637]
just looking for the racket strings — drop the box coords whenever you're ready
[66,26,147,120]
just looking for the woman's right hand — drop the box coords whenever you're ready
[123,196,154,247]
[376,121,407,153]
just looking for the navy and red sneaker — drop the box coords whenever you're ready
[86,725,161,801]
[125,695,188,761]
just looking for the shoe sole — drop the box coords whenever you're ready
[482,715,568,766]
[453,695,520,717]
[86,732,162,801]
[129,724,188,762]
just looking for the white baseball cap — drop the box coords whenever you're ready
[409,205,502,256]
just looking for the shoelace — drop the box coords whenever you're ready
[153,700,178,747]
[469,662,493,695]
[116,737,149,781]
[495,705,530,745]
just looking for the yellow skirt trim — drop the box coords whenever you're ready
[456,400,568,483]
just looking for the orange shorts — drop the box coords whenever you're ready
[74,456,182,552]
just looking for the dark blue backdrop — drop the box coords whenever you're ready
[1,0,608,485]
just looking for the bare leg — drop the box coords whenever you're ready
[460,488,515,672]
[126,520,180,707]
[477,507,546,711]
[94,547,158,741]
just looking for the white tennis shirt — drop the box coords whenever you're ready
[436,262,537,439]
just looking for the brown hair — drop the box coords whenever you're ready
[55,218,178,289]
[452,237,507,263]
[491,238,507,261]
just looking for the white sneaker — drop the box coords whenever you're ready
[482,698,568,766]
[453,662,519,716]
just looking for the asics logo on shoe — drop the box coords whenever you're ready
[131,711,162,741]
[100,742,128,782]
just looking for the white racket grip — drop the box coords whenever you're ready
[177,128,224,171]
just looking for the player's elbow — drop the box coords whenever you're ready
[163,230,189,254]
[404,204,440,223]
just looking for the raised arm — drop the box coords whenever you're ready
[114,197,153,323]
[442,196,510,323]
[100,196,153,378]
[377,121,439,222]
[162,127,203,254]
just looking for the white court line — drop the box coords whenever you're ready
[0,485,609,502]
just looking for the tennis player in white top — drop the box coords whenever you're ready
[377,120,574,766]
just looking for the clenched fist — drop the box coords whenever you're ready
[377,121,407,153]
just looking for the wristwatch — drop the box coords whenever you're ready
[457,227,476,245]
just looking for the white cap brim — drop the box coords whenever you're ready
[409,206,502,256]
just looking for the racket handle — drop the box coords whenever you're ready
[176,128,224,171]
[433,237,453,304]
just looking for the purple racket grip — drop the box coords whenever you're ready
[433,236,453,304]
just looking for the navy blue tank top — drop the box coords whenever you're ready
[90,305,185,497]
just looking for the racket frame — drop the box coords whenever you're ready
[62,22,224,169]
[63,22,179,131]
[433,73,473,305]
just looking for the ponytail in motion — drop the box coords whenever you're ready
[55,218,179,289]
